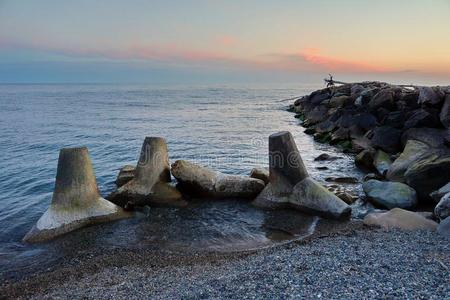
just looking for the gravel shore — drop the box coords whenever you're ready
[1,221,449,299]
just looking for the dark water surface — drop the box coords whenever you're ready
[0,84,363,277]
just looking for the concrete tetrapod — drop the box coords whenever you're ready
[107,137,187,208]
[253,131,351,219]
[23,147,129,243]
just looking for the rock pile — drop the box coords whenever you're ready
[289,81,450,236]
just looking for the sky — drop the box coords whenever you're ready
[1,0,450,85]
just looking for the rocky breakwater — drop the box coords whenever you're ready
[289,81,450,238]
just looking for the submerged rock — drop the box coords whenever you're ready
[435,193,450,221]
[314,153,341,161]
[23,147,129,243]
[253,131,351,219]
[115,165,135,187]
[363,208,437,230]
[172,160,265,199]
[107,137,186,208]
[325,177,359,184]
[249,167,270,185]
[363,179,417,209]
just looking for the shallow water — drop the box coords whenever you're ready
[0,84,363,277]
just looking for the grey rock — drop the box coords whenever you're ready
[329,95,352,108]
[386,140,431,182]
[374,150,392,175]
[309,88,331,105]
[172,160,265,199]
[363,173,384,181]
[370,126,402,153]
[434,192,450,221]
[354,149,375,171]
[430,182,450,202]
[440,94,450,128]
[437,217,450,239]
[369,88,396,111]
[405,155,450,201]
[417,86,444,106]
[363,179,417,209]
[364,208,437,230]
[314,120,336,133]
[401,127,447,148]
[404,108,440,129]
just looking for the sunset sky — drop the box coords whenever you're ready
[1,0,450,84]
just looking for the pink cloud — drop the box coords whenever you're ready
[299,48,389,73]
[216,35,236,47]
[0,36,405,74]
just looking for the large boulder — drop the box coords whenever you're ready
[115,165,135,187]
[434,193,450,221]
[404,108,440,129]
[304,105,328,125]
[107,137,186,208]
[23,147,130,243]
[386,140,431,182]
[382,111,406,129]
[353,113,378,131]
[417,86,444,106]
[309,88,331,105]
[401,127,447,148]
[440,95,450,128]
[368,88,396,111]
[355,148,375,170]
[404,155,450,201]
[329,95,352,108]
[373,150,392,175]
[363,208,438,230]
[253,131,351,219]
[370,126,402,153]
[172,160,265,199]
[363,179,417,209]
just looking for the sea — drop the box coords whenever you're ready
[0,83,363,277]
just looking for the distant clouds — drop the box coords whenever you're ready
[0,36,395,75]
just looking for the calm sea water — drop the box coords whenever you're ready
[0,84,363,277]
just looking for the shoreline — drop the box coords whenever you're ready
[1,220,448,299]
